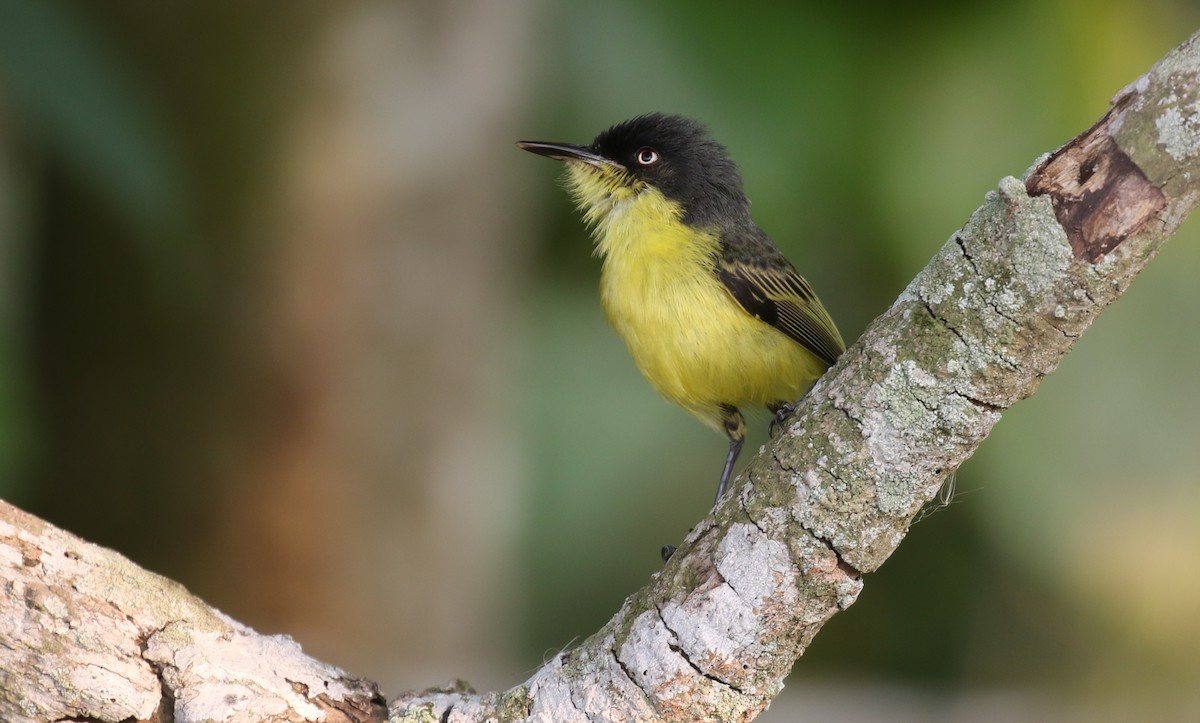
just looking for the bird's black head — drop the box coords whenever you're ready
[591,113,751,229]
[519,113,752,230]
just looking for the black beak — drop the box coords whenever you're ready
[516,141,621,169]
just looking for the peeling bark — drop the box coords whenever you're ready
[3,30,1200,723]
[1027,111,1167,262]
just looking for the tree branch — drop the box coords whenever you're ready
[0,501,388,722]
[4,30,1200,723]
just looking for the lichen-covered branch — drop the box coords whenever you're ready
[3,30,1199,723]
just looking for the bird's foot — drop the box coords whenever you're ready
[769,402,799,437]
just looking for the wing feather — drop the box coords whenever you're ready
[717,251,845,367]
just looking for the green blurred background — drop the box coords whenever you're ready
[2,1,1198,719]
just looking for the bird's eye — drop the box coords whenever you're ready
[635,147,660,165]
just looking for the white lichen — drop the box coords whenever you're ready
[1156,102,1200,161]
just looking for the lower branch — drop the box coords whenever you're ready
[0,502,387,723]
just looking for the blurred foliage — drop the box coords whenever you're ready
[0,0,327,570]
[0,1,187,251]
[1,0,1199,716]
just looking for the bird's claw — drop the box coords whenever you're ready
[768,402,798,437]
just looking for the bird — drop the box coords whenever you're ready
[518,113,844,506]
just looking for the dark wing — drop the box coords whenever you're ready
[716,239,845,367]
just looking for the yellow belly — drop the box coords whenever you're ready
[595,195,828,432]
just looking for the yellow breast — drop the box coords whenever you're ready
[592,186,828,432]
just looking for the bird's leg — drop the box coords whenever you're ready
[715,405,746,504]
[663,407,744,563]
[768,400,797,438]
[716,437,743,504]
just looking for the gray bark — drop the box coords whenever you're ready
[3,29,1200,723]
